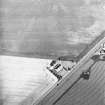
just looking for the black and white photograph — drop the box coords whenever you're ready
[0,0,105,105]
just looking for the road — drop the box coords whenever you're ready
[0,55,57,105]
[55,61,105,105]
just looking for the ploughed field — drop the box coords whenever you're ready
[0,55,57,105]
[0,0,105,58]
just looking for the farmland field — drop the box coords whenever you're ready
[0,0,105,59]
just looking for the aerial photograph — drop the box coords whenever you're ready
[0,0,105,105]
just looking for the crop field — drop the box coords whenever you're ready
[0,0,105,105]
[0,0,105,58]
[0,55,57,105]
